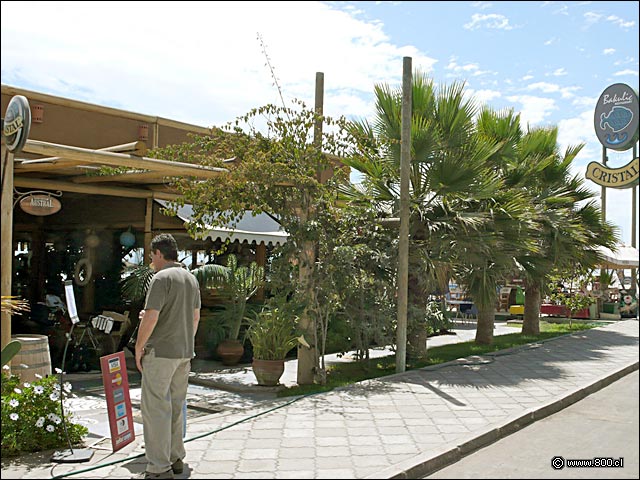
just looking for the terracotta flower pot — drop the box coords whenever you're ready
[216,339,244,366]
[252,358,285,386]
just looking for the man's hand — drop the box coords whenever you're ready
[135,346,144,372]
[134,309,159,373]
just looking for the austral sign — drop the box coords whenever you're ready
[594,83,639,152]
[19,194,62,216]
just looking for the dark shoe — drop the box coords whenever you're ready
[144,470,174,479]
[171,458,184,474]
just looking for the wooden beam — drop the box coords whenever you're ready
[14,176,181,200]
[15,160,96,172]
[1,146,14,350]
[71,171,173,184]
[15,141,148,172]
[22,140,227,179]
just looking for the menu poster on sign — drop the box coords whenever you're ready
[100,352,135,452]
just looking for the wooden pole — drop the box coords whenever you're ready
[144,198,154,265]
[632,144,637,294]
[1,146,14,350]
[601,146,607,221]
[255,242,266,301]
[396,57,412,373]
[296,72,325,385]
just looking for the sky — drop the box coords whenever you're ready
[1,1,639,245]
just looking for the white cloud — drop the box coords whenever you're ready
[471,2,493,10]
[551,68,568,76]
[603,48,616,55]
[1,1,438,128]
[526,82,580,99]
[554,5,569,16]
[505,94,557,126]
[557,110,595,159]
[572,95,598,108]
[544,37,557,46]
[613,69,639,77]
[606,14,636,29]
[469,89,502,106]
[463,13,515,30]
[583,11,603,27]
[444,57,494,79]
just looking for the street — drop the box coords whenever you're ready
[426,369,639,479]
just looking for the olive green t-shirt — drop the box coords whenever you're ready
[144,263,201,358]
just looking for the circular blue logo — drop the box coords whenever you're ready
[594,83,639,151]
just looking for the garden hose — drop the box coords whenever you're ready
[51,329,587,478]
[50,392,314,479]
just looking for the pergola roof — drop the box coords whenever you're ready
[13,139,227,201]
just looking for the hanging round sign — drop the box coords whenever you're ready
[3,95,31,153]
[19,194,62,216]
[594,83,639,151]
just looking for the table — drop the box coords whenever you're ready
[446,300,475,321]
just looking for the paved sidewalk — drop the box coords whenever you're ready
[1,319,638,479]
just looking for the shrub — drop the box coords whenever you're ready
[1,366,88,456]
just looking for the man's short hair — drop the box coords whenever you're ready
[150,233,178,261]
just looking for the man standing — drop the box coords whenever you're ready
[135,234,200,479]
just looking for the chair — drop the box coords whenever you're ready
[458,303,477,324]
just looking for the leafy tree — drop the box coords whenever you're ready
[153,100,358,384]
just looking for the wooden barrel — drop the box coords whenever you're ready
[10,334,52,383]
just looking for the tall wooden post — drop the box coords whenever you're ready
[632,145,637,293]
[255,242,266,301]
[601,146,607,221]
[144,198,153,264]
[1,146,14,349]
[396,57,412,373]
[296,72,325,385]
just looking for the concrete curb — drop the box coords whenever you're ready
[188,374,285,394]
[368,360,639,479]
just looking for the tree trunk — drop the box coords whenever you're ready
[522,281,541,336]
[407,326,428,360]
[297,239,318,385]
[474,303,494,345]
[406,270,428,358]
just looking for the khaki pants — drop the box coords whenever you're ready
[141,348,191,474]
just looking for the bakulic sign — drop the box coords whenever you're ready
[588,83,640,189]
[594,83,639,151]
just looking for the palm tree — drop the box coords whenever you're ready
[341,73,508,355]
[476,111,618,335]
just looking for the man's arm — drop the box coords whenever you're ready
[193,308,201,335]
[135,309,160,372]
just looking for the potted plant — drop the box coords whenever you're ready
[121,254,263,364]
[246,302,299,386]
[200,254,264,365]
